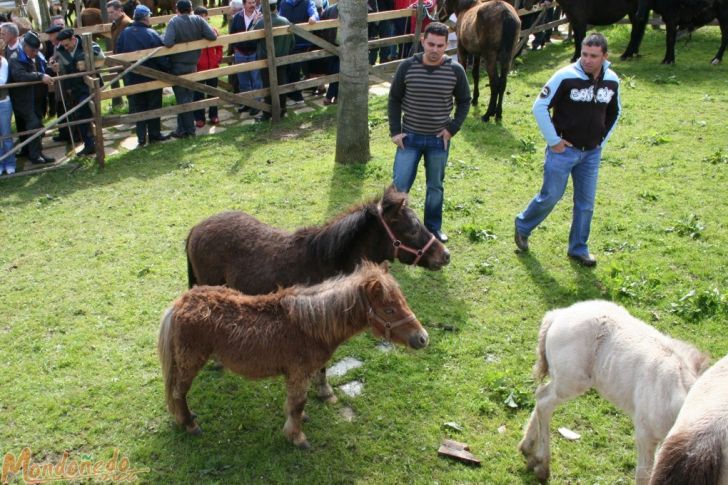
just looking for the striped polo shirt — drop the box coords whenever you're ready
[388,53,471,137]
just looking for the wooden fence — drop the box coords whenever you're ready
[0,0,575,170]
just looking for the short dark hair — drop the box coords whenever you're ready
[193,5,207,15]
[107,0,122,10]
[582,32,608,54]
[57,28,75,41]
[176,0,192,13]
[424,21,448,39]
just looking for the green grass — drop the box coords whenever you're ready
[1,24,727,484]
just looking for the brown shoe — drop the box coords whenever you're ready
[568,253,597,267]
[514,225,529,252]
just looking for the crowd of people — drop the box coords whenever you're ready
[0,0,447,176]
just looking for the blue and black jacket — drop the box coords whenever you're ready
[533,59,621,150]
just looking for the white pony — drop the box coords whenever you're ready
[650,353,728,485]
[518,300,709,484]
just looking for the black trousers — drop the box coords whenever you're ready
[128,89,163,143]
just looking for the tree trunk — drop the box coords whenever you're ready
[335,0,370,164]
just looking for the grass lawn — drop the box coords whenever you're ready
[1,24,727,484]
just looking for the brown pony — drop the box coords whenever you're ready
[442,0,521,122]
[158,262,428,448]
[185,186,449,401]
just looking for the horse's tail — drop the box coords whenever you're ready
[185,234,197,289]
[650,426,724,485]
[158,307,178,416]
[498,7,520,67]
[533,309,556,381]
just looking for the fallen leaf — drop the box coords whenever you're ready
[443,422,463,432]
[558,427,581,440]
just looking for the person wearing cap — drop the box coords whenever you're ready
[42,24,65,130]
[163,0,217,139]
[253,0,293,121]
[116,4,172,147]
[8,31,55,164]
[52,28,104,156]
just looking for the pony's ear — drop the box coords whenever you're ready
[379,261,391,273]
[382,185,407,215]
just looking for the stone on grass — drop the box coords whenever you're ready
[327,357,363,378]
[339,406,356,422]
[376,342,393,352]
[338,380,363,398]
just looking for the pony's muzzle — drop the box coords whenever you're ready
[408,330,429,349]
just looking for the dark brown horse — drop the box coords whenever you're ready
[158,262,428,448]
[185,186,449,402]
[442,0,521,122]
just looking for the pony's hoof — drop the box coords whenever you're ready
[711,58,721,65]
[295,439,311,450]
[481,115,491,123]
[302,411,310,422]
[318,393,338,404]
[186,423,203,435]
[533,463,549,483]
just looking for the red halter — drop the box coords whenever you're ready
[368,307,417,342]
[377,205,437,266]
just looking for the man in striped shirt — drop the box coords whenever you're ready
[388,22,470,244]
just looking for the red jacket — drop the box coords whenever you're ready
[393,1,434,35]
[197,27,223,71]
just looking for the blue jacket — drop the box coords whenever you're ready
[279,0,319,49]
[116,21,171,84]
[533,59,621,150]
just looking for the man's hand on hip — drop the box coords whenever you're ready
[550,138,572,153]
[437,129,452,149]
[391,133,407,149]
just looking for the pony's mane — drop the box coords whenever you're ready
[295,186,408,264]
[281,262,398,342]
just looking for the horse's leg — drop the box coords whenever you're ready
[571,21,586,62]
[471,56,481,108]
[495,59,510,122]
[662,18,678,64]
[283,375,312,449]
[711,7,728,64]
[519,375,590,482]
[482,53,498,123]
[634,428,659,485]
[621,5,649,60]
[312,368,337,404]
[458,42,468,72]
[173,363,205,435]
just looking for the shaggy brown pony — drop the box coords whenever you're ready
[185,185,449,401]
[158,262,428,448]
[443,0,521,122]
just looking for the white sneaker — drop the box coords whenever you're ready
[286,98,305,106]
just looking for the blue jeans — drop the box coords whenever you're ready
[172,64,197,136]
[392,132,450,232]
[0,100,15,174]
[234,51,262,93]
[516,145,602,256]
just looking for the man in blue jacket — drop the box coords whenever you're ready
[278,0,318,104]
[116,5,172,147]
[514,32,621,267]
[8,32,56,164]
